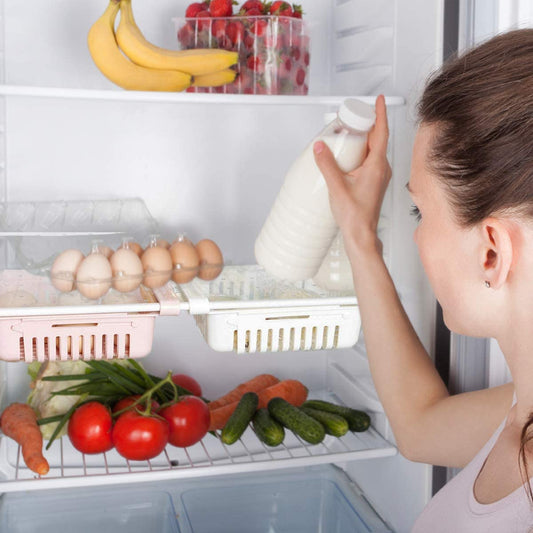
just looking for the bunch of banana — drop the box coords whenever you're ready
[88,0,238,92]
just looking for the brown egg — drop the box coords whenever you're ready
[51,249,85,292]
[110,248,143,293]
[155,238,170,249]
[141,246,172,288]
[170,237,200,284]
[196,239,224,280]
[76,253,113,300]
[99,245,114,259]
[120,240,143,258]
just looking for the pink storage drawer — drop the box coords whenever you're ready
[0,313,156,363]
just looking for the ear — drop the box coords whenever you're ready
[479,217,514,289]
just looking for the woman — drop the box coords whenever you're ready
[313,28,533,531]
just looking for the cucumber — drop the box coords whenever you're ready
[252,408,285,447]
[268,397,325,445]
[221,392,259,445]
[301,406,349,437]
[302,399,371,432]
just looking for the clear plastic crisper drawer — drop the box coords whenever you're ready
[0,487,180,533]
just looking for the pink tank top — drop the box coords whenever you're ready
[412,408,533,532]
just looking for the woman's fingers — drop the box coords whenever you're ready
[366,94,390,166]
[313,140,348,199]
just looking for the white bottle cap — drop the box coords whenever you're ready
[338,99,376,132]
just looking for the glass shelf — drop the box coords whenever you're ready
[0,85,405,107]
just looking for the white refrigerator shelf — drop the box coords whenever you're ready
[0,393,395,494]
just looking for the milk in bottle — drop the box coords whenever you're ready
[255,99,376,282]
[313,231,355,291]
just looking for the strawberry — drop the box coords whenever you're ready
[186,2,209,17]
[291,4,303,18]
[239,0,265,14]
[209,0,234,17]
[246,55,264,73]
[195,10,212,31]
[269,1,292,16]
[211,18,228,37]
[249,16,268,36]
[226,20,245,44]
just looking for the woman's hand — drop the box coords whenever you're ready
[313,94,392,256]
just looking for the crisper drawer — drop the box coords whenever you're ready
[0,465,392,533]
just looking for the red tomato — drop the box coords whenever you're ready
[68,401,114,454]
[171,374,202,397]
[159,396,210,448]
[112,395,159,414]
[112,411,169,461]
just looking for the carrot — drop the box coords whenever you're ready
[0,403,49,475]
[256,379,308,409]
[209,379,308,431]
[208,374,280,411]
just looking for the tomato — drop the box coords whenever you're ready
[68,401,114,454]
[159,396,210,448]
[112,395,159,414]
[112,411,169,461]
[171,374,202,397]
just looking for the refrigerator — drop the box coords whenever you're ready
[0,0,530,531]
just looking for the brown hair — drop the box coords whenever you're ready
[418,28,533,499]
[418,28,533,226]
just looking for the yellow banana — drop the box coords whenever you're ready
[117,0,239,76]
[88,0,191,92]
[193,69,237,87]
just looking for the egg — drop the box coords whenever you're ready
[141,246,172,288]
[196,239,224,280]
[120,240,143,257]
[170,237,200,284]
[110,247,143,293]
[98,245,114,259]
[51,249,85,292]
[76,253,113,300]
[155,238,170,249]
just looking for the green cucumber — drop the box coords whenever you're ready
[301,406,349,437]
[252,408,285,447]
[221,391,258,445]
[268,397,325,445]
[301,399,371,432]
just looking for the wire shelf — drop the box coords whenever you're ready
[0,394,396,493]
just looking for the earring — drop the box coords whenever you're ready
[485,281,491,288]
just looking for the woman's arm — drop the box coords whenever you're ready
[313,96,514,467]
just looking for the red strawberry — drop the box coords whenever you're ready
[177,23,195,47]
[195,10,212,31]
[294,66,306,86]
[209,0,234,17]
[212,18,228,37]
[226,20,245,44]
[186,2,209,17]
[250,16,268,36]
[291,4,303,18]
[246,55,264,73]
[239,0,265,14]
[269,1,292,16]
[245,7,263,16]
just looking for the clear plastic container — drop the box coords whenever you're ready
[177,465,391,533]
[173,16,309,95]
[255,99,376,282]
[0,488,180,533]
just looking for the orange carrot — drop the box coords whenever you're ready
[0,403,49,475]
[208,374,280,411]
[256,379,308,409]
[209,379,308,431]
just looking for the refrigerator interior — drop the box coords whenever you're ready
[0,0,445,531]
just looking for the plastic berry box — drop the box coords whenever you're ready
[174,15,310,95]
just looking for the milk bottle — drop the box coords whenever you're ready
[255,99,375,282]
[313,231,355,291]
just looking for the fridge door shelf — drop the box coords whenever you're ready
[0,391,395,494]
